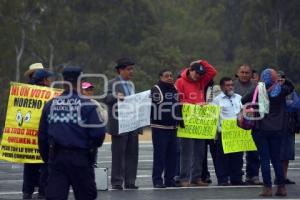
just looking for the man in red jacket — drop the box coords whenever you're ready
[175,59,217,187]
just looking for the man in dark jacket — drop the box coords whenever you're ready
[22,67,54,200]
[150,69,182,188]
[104,58,139,190]
[38,67,106,200]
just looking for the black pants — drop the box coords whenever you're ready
[201,140,217,180]
[46,151,97,200]
[152,128,177,185]
[111,132,138,187]
[22,163,47,195]
[215,138,243,184]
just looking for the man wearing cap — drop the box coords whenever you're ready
[22,67,54,199]
[104,58,139,190]
[38,67,106,200]
[175,59,217,187]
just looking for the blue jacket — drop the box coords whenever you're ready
[38,89,106,162]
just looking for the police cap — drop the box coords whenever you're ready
[62,67,82,83]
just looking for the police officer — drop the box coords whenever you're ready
[38,67,106,200]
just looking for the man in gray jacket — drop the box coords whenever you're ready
[234,64,261,185]
[104,58,139,190]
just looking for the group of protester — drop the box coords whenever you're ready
[18,58,299,199]
[150,61,299,198]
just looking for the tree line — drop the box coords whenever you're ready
[1,0,299,128]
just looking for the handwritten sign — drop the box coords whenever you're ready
[221,119,257,154]
[177,104,220,139]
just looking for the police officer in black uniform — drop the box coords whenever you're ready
[38,67,106,200]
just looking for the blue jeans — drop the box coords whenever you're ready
[253,131,285,187]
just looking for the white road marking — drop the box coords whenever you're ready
[0,185,263,196]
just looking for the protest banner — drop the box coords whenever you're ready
[118,90,151,134]
[221,119,257,154]
[0,82,62,163]
[177,104,220,139]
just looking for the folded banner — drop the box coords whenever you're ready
[177,104,220,139]
[221,119,257,154]
[118,90,151,134]
[0,82,62,163]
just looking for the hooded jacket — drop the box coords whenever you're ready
[175,60,217,104]
[242,80,294,132]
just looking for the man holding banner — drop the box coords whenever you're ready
[175,59,217,187]
[23,66,54,199]
[213,77,250,186]
[104,58,140,190]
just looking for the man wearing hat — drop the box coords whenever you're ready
[22,67,54,199]
[31,69,55,86]
[38,67,106,200]
[24,63,44,83]
[175,59,217,187]
[104,57,139,190]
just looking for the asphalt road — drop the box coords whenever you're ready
[0,135,300,200]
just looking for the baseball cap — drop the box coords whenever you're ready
[32,69,54,82]
[81,82,94,89]
[190,63,206,75]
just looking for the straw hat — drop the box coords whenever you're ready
[24,63,44,77]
